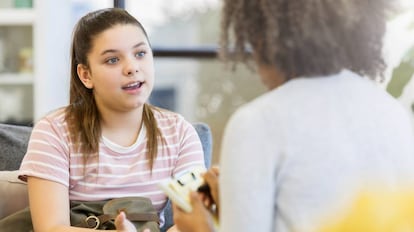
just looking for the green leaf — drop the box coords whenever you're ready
[387,46,414,98]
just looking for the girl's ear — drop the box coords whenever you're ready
[77,64,93,89]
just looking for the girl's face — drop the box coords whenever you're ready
[77,24,154,114]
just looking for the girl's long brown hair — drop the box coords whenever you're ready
[65,8,161,169]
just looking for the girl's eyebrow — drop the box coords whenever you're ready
[100,42,147,56]
[132,41,147,49]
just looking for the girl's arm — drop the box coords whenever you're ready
[27,177,136,232]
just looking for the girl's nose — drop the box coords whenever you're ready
[125,57,139,76]
[127,69,138,76]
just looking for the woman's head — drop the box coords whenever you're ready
[220,0,390,81]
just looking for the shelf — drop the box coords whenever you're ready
[0,73,33,84]
[0,8,34,25]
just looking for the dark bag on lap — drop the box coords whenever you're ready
[0,197,160,232]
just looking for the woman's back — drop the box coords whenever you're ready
[219,70,414,232]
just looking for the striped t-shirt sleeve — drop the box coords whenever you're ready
[19,113,71,187]
[174,119,206,174]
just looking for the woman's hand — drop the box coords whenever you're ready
[201,166,220,213]
[166,224,180,232]
[115,212,137,232]
[172,166,220,232]
[173,192,216,232]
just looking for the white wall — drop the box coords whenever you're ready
[34,0,72,120]
[33,0,113,121]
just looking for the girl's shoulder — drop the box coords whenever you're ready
[149,106,197,135]
[33,107,67,129]
[151,106,186,125]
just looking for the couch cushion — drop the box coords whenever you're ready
[0,170,29,220]
[0,123,32,171]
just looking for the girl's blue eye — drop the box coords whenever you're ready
[106,57,119,64]
[136,51,146,57]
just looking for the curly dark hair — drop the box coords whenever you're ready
[220,0,391,81]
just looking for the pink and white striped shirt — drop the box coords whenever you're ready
[19,108,205,213]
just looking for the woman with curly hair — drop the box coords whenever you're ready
[173,0,414,232]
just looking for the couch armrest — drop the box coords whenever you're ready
[0,171,29,220]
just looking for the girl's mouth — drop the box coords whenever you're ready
[122,81,143,90]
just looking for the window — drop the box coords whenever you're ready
[124,0,266,164]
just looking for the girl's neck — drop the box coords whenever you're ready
[99,106,144,147]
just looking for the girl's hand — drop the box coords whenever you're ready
[115,211,137,232]
[173,192,216,232]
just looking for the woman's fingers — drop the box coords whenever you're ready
[210,166,220,176]
[173,192,215,232]
[202,167,220,210]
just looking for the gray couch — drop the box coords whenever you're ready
[0,122,212,231]
[0,123,32,171]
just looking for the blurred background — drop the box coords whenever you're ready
[0,0,412,164]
